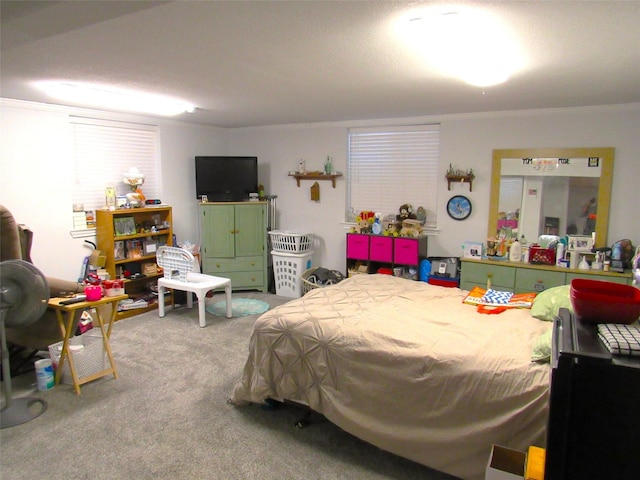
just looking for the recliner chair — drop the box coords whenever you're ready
[1,205,85,371]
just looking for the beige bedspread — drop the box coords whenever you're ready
[231,274,551,480]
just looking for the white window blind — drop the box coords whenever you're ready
[71,117,160,211]
[347,124,440,227]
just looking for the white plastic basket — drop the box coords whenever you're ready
[301,267,345,295]
[301,268,321,295]
[48,330,107,385]
[271,250,314,298]
[268,231,313,253]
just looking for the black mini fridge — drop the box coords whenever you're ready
[545,308,640,480]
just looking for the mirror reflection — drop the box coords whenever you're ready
[488,148,614,249]
[498,167,600,241]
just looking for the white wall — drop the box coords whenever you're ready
[229,104,640,272]
[0,99,227,280]
[157,122,228,244]
[227,125,350,272]
[2,99,639,280]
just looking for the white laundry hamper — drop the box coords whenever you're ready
[271,250,314,298]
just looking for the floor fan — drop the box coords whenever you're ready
[1,259,49,429]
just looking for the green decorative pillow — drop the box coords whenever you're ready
[530,284,572,321]
[532,327,553,363]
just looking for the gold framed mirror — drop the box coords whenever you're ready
[488,147,614,248]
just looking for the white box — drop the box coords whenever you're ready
[464,241,484,259]
[485,445,525,480]
[72,212,87,229]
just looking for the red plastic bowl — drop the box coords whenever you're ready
[570,279,640,324]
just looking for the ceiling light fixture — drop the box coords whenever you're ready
[36,81,196,116]
[399,7,525,87]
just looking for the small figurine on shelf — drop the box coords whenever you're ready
[446,165,475,178]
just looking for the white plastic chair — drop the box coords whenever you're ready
[156,246,232,327]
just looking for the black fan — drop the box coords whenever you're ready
[1,260,49,429]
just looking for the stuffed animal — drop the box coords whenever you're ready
[397,204,416,220]
[400,219,422,237]
[353,210,375,234]
[355,217,370,234]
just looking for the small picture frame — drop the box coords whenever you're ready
[114,216,136,236]
[114,241,126,260]
[567,235,594,252]
[126,240,143,259]
[143,240,157,255]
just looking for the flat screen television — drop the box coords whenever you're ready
[195,156,258,202]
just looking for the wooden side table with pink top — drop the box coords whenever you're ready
[47,293,127,394]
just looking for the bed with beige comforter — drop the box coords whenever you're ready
[231,274,550,480]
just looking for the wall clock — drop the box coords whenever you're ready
[447,195,472,221]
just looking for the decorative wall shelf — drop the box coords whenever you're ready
[445,174,475,191]
[289,173,342,188]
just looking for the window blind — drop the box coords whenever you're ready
[347,124,440,227]
[71,117,160,212]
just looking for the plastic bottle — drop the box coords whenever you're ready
[35,358,54,391]
[556,243,565,266]
[578,255,590,270]
[324,156,333,175]
[509,238,522,262]
[612,243,621,261]
[519,235,528,262]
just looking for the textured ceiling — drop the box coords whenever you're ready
[1,1,639,128]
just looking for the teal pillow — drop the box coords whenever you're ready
[531,327,553,363]
[530,284,572,321]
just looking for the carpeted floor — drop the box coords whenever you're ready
[1,291,459,480]
[206,298,270,317]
